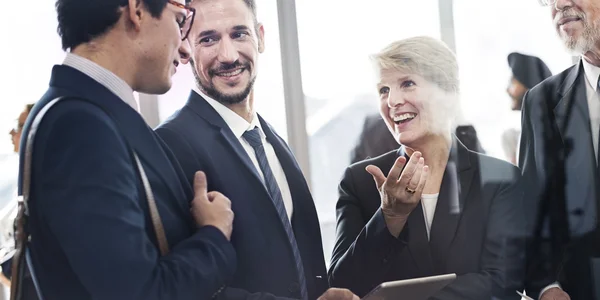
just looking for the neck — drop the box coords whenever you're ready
[71,37,136,89]
[404,135,451,169]
[584,47,600,66]
[404,134,451,194]
[224,90,255,123]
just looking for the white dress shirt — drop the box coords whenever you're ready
[194,88,295,221]
[63,53,139,112]
[538,58,600,299]
[582,58,600,162]
[421,193,439,241]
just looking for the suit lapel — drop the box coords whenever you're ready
[554,61,590,151]
[406,204,436,275]
[49,65,189,216]
[428,139,474,272]
[184,92,270,197]
[397,147,435,274]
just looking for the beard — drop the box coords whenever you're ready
[190,58,256,105]
[555,9,600,54]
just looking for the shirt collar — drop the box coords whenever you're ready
[193,87,263,139]
[582,56,600,92]
[63,53,139,112]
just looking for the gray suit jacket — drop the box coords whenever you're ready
[519,60,600,299]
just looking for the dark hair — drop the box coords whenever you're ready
[243,0,257,24]
[25,104,35,113]
[55,0,170,51]
[194,0,257,24]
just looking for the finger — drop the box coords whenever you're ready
[366,165,386,189]
[407,157,425,190]
[415,165,429,195]
[385,156,407,185]
[194,171,208,196]
[398,152,422,186]
[207,191,231,205]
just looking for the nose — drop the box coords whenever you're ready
[179,39,191,64]
[217,38,239,64]
[555,0,573,10]
[387,88,406,108]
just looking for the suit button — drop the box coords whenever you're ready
[288,282,300,294]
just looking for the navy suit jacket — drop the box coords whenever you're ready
[156,91,329,300]
[18,65,236,300]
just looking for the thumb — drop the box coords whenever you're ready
[194,171,208,198]
[365,165,386,189]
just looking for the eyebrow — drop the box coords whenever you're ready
[232,25,250,31]
[198,30,218,39]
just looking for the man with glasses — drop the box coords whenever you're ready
[15,0,236,299]
[519,0,600,299]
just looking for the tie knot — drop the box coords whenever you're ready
[242,126,263,148]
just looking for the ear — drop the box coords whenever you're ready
[256,23,265,53]
[126,0,144,31]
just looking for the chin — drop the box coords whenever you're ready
[143,80,172,95]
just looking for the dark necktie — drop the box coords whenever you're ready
[242,126,308,300]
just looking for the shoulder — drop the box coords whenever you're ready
[29,98,120,144]
[470,151,521,186]
[523,66,576,109]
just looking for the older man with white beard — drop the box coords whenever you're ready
[518,0,600,299]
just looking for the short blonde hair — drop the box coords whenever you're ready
[372,36,459,94]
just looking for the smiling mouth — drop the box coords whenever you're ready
[392,113,417,124]
[559,17,581,26]
[215,68,245,78]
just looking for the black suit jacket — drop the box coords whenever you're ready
[156,91,328,300]
[18,65,236,300]
[329,139,526,299]
[519,60,600,299]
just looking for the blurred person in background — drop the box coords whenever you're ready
[329,36,526,299]
[0,104,35,299]
[506,52,552,112]
[518,0,600,299]
[501,53,552,166]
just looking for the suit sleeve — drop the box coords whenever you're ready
[35,103,236,300]
[328,167,408,297]
[156,126,302,300]
[431,167,527,300]
[518,91,558,297]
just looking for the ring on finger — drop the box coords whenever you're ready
[405,187,416,194]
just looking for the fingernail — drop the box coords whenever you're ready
[419,157,424,163]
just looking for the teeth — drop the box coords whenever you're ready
[217,69,243,77]
[392,113,416,122]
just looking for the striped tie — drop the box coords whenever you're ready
[242,126,308,300]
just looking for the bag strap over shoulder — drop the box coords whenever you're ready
[11,96,169,300]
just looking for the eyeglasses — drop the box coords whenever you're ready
[168,0,196,41]
[538,0,557,6]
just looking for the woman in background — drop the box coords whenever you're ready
[3,104,35,298]
[328,37,526,299]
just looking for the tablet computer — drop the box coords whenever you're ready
[361,273,456,300]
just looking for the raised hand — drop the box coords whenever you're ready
[366,151,429,236]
